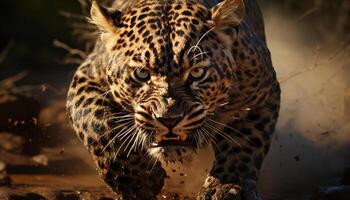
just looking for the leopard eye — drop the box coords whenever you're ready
[189,67,206,81]
[132,68,150,83]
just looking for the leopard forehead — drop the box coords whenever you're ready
[110,0,225,75]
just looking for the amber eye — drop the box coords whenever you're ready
[189,67,206,81]
[132,68,150,83]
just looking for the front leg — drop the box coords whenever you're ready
[198,97,280,200]
[66,63,166,200]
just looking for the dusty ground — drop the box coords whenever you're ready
[0,84,115,199]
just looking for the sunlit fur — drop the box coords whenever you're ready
[67,0,280,198]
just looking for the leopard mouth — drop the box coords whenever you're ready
[150,133,196,148]
[150,140,194,147]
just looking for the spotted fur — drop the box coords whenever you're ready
[66,0,280,199]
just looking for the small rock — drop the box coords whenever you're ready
[32,154,49,166]
[321,131,330,136]
[0,132,24,153]
[59,148,65,155]
[0,161,6,172]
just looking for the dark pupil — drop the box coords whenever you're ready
[139,69,146,74]
[137,69,148,80]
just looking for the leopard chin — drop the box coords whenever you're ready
[147,146,197,163]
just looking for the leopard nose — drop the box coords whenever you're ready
[157,117,182,129]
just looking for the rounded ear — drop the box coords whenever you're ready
[90,1,122,33]
[209,0,245,27]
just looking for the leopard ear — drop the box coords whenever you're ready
[209,0,245,27]
[90,1,122,33]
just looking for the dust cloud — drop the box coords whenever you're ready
[258,6,350,200]
[161,148,214,197]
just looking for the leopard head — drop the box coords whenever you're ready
[90,0,245,162]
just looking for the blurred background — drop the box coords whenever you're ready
[0,0,349,199]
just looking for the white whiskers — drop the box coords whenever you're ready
[187,26,216,59]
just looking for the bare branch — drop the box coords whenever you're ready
[0,71,28,89]
[53,39,87,59]
[59,11,86,20]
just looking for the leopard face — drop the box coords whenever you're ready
[91,0,245,162]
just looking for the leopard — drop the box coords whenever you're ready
[66,0,280,199]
